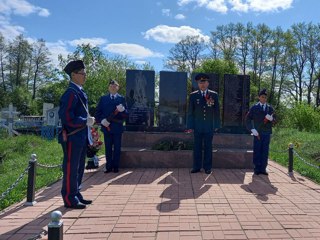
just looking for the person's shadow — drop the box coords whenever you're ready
[241,174,278,201]
[156,170,214,212]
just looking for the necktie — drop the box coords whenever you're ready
[261,104,265,111]
[111,95,114,100]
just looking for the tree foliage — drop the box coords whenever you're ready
[165,35,207,74]
[2,21,320,118]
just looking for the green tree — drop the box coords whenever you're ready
[195,59,238,76]
[194,59,239,95]
[9,87,34,115]
[165,35,207,74]
[211,23,238,62]
[6,34,32,90]
[37,80,69,108]
[29,39,54,100]
[58,44,149,114]
[0,33,7,92]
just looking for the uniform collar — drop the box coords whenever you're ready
[199,89,208,95]
[259,102,266,107]
[110,93,119,98]
[70,81,82,91]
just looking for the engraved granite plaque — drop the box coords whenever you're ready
[222,74,250,133]
[158,71,187,132]
[126,70,155,131]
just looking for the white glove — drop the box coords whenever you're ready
[101,118,110,127]
[86,116,95,127]
[116,104,125,112]
[251,129,259,137]
[265,114,273,121]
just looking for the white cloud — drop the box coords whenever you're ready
[162,9,171,16]
[0,0,50,17]
[46,41,70,67]
[68,38,107,47]
[207,0,228,13]
[0,17,25,40]
[37,8,50,17]
[144,25,210,43]
[177,0,194,6]
[177,0,293,13]
[104,43,163,59]
[229,0,249,12]
[175,14,186,20]
[248,0,293,12]
[0,0,50,39]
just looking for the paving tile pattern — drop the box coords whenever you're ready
[1,160,320,240]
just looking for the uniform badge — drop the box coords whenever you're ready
[196,98,200,104]
[205,94,214,107]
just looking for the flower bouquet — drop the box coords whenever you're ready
[86,127,103,170]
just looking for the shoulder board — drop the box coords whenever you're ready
[208,89,217,94]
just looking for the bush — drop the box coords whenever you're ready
[282,103,320,132]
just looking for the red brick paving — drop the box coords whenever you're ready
[1,160,320,240]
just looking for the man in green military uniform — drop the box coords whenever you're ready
[187,73,221,174]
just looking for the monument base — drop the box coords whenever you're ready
[120,132,253,169]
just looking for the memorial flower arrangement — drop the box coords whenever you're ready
[205,94,215,107]
[86,127,103,170]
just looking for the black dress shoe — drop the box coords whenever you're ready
[205,169,212,174]
[260,171,269,175]
[190,169,200,173]
[254,171,260,175]
[64,203,86,209]
[113,168,119,173]
[104,168,112,173]
[80,199,92,205]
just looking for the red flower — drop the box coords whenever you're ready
[89,128,103,151]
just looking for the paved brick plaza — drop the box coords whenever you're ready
[1,159,320,240]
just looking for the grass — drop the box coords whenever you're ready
[0,131,63,211]
[269,128,320,184]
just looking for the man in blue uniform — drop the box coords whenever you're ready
[246,88,276,175]
[187,73,221,174]
[95,80,128,173]
[58,60,95,209]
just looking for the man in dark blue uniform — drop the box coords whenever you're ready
[95,80,128,173]
[187,73,221,174]
[246,89,276,175]
[58,60,95,209]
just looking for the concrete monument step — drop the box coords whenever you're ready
[120,147,253,169]
[122,131,253,149]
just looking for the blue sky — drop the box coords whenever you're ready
[0,0,319,72]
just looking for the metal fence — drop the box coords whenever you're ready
[270,143,320,176]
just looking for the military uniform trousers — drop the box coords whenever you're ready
[61,140,87,206]
[253,133,270,173]
[193,131,214,171]
[104,132,122,170]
